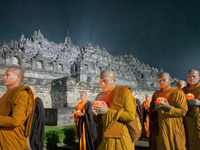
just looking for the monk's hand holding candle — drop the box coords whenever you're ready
[185,93,200,106]
[159,100,171,111]
[155,97,170,111]
[93,101,108,114]
[188,99,200,106]
[77,111,84,117]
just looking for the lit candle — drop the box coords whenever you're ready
[186,93,195,100]
[76,110,81,114]
[92,100,104,106]
[155,97,166,104]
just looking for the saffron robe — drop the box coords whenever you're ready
[74,100,97,150]
[0,86,35,150]
[149,87,188,150]
[98,86,136,150]
[142,100,150,138]
[183,82,200,150]
[29,96,45,150]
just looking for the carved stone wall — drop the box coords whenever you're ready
[51,77,101,108]
[0,30,168,110]
[45,108,76,126]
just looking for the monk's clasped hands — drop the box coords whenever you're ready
[155,100,171,111]
[92,101,108,114]
[77,112,85,117]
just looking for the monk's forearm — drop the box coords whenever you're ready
[0,116,22,127]
[118,110,135,122]
[167,93,188,117]
[167,106,188,117]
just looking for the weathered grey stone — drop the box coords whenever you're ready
[45,108,57,126]
[0,30,178,111]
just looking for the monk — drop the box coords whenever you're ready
[74,92,97,150]
[142,94,151,138]
[149,72,187,150]
[183,69,200,150]
[28,86,45,150]
[0,67,35,150]
[176,80,187,89]
[93,69,136,150]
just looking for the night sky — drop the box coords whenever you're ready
[1,0,200,81]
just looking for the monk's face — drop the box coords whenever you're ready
[145,94,151,101]
[80,92,87,101]
[176,81,186,89]
[3,68,20,88]
[158,75,171,91]
[187,71,200,85]
[100,73,116,93]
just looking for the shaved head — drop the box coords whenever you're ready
[80,92,87,101]
[100,69,116,79]
[188,69,199,76]
[81,91,87,96]
[4,67,24,89]
[176,80,186,89]
[9,67,24,81]
[177,80,186,84]
[158,72,171,79]
[100,69,116,93]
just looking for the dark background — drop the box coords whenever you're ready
[1,0,200,81]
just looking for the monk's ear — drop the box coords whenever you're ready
[113,77,116,83]
[16,74,21,82]
[169,77,172,83]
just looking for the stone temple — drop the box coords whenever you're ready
[0,30,167,125]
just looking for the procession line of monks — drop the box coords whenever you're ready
[74,69,200,150]
[4,66,199,150]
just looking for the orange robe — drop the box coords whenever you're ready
[183,82,200,150]
[149,87,188,150]
[0,86,34,150]
[98,86,136,150]
[74,100,97,150]
[142,100,150,138]
[74,100,88,150]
